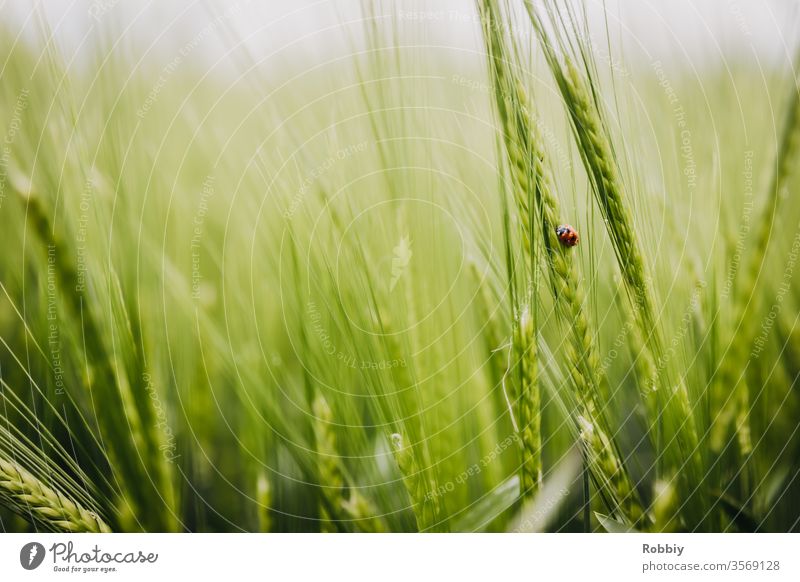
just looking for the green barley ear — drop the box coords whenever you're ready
[522,0,708,526]
[0,457,112,533]
[313,394,388,532]
[478,0,644,523]
[381,318,447,531]
[713,66,800,460]
[14,185,177,530]
[577,417,643,525]
[514,307,541,499]
[312,394,345,532]
[390,432,444,531]
[522,1,660,366]
[477,0,604,415]
[533,26,660,360]
[734,64,800,322]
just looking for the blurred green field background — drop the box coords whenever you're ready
[0,1,799,532]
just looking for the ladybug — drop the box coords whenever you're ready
[556,224,579,247]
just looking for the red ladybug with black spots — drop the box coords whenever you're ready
[556,224,579,247]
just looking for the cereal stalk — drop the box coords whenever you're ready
[0,456,112,533]
[713,71,800,457]
[514,307,541,498]
[314,394,388,532]
[577,417,643,525]
[313,394,345,532]
[478,0,643,524]
[390,433,444,531]
[523,1,706,524]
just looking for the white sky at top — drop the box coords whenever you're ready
[1,1,798,75]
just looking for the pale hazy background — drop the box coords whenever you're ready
[2,0,799,76]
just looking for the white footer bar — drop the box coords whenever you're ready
[1,533,797,581]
